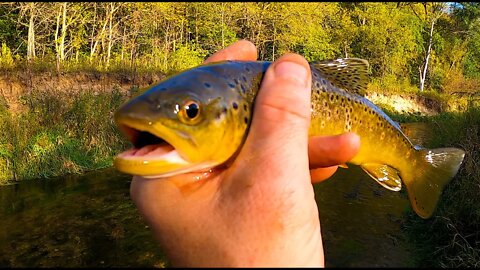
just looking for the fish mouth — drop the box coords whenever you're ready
[114,119,213,178]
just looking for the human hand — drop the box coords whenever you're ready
[130,40,360,267]
[204,40,360,182]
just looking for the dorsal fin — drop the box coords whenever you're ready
[310,58,369,95]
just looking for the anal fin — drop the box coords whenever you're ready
[360,163,402,191]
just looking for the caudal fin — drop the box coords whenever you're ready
[404,147,465,219]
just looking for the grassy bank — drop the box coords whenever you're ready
[393,107,480,267]
[0,88,131,185]
[0,71,478,267]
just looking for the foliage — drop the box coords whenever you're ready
[0,2,476,93]
[0,88,129,184]
[0,2,478,267]
[402,107,480,267]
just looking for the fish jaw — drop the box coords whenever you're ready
[114,117,218,178]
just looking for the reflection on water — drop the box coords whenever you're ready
[0,123,430,267]
[316,166,414,267]
[401,122,432,146]
[0,169,168,267]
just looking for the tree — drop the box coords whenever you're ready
[409,2,448,91]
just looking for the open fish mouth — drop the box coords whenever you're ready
[118,125,174,154]
[114,122,193,178]
[117,126,179,162]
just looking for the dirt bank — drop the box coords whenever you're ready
[0,71,447,115]
[365,92,444,116]
[0,71,165,114]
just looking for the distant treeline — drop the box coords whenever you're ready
[0,2,479,93]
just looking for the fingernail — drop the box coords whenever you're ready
[274,61,308,86]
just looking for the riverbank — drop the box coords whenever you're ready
[0,70,476,184]
[398,107,480,267]
[0,70,478,268]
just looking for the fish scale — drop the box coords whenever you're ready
[114,58,465,219]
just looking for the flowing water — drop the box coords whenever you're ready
[0,123,430,267]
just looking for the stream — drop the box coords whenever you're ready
[0,123,430,267]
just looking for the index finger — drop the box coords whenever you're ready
[204,39,258,63]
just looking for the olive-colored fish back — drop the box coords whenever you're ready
[310,58,369,95]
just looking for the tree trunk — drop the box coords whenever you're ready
[27,7,36,61]
[60,2,67,61]
[106,5,113,67]
[55,4,61,72]
[420,19,435,92]
[90,4,109,63]
[89,3,97,62]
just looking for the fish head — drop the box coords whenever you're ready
[114,63,249,178]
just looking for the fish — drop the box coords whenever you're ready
[113,58,465,219]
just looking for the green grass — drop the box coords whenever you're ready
[0,68,479,267]
[0,88,130,184]
[400,106,480,267]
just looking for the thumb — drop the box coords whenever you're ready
[241,53,312,184]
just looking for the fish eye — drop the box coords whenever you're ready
[178,100,201,124]
[185,102,199,119]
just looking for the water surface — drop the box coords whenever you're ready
[0,123,429,267]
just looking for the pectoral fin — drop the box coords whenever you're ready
[360,163,402,191]
[338,163,349,169]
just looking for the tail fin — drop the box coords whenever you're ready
[403,147,465,219]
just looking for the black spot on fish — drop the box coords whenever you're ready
[222,107,227,113]
[315,82,320,88]
[241,84,246,94]
[234,78,239,84]
[245,67,250,72]
[216,112,222,119]
[321,79,327,85]
[313,73,318,77]
[242,76,247,82]
[243,104,247,111]
[204,82,211,88]
[330,95,334,102]
[233,102,238,110]
[244,117,248,124]
[228,83,235,88]
[316,90,320,94]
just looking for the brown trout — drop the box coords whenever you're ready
[114,59,465,219]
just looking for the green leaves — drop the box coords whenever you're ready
[0,2,477,92]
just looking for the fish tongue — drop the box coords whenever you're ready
[134,144,174,156]
[145,144,175,157]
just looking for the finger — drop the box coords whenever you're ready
[310,166,338,184]
[250,53,312,139]
[240,53,312,186]
[308,132,360,169]
[204,39,257,63]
